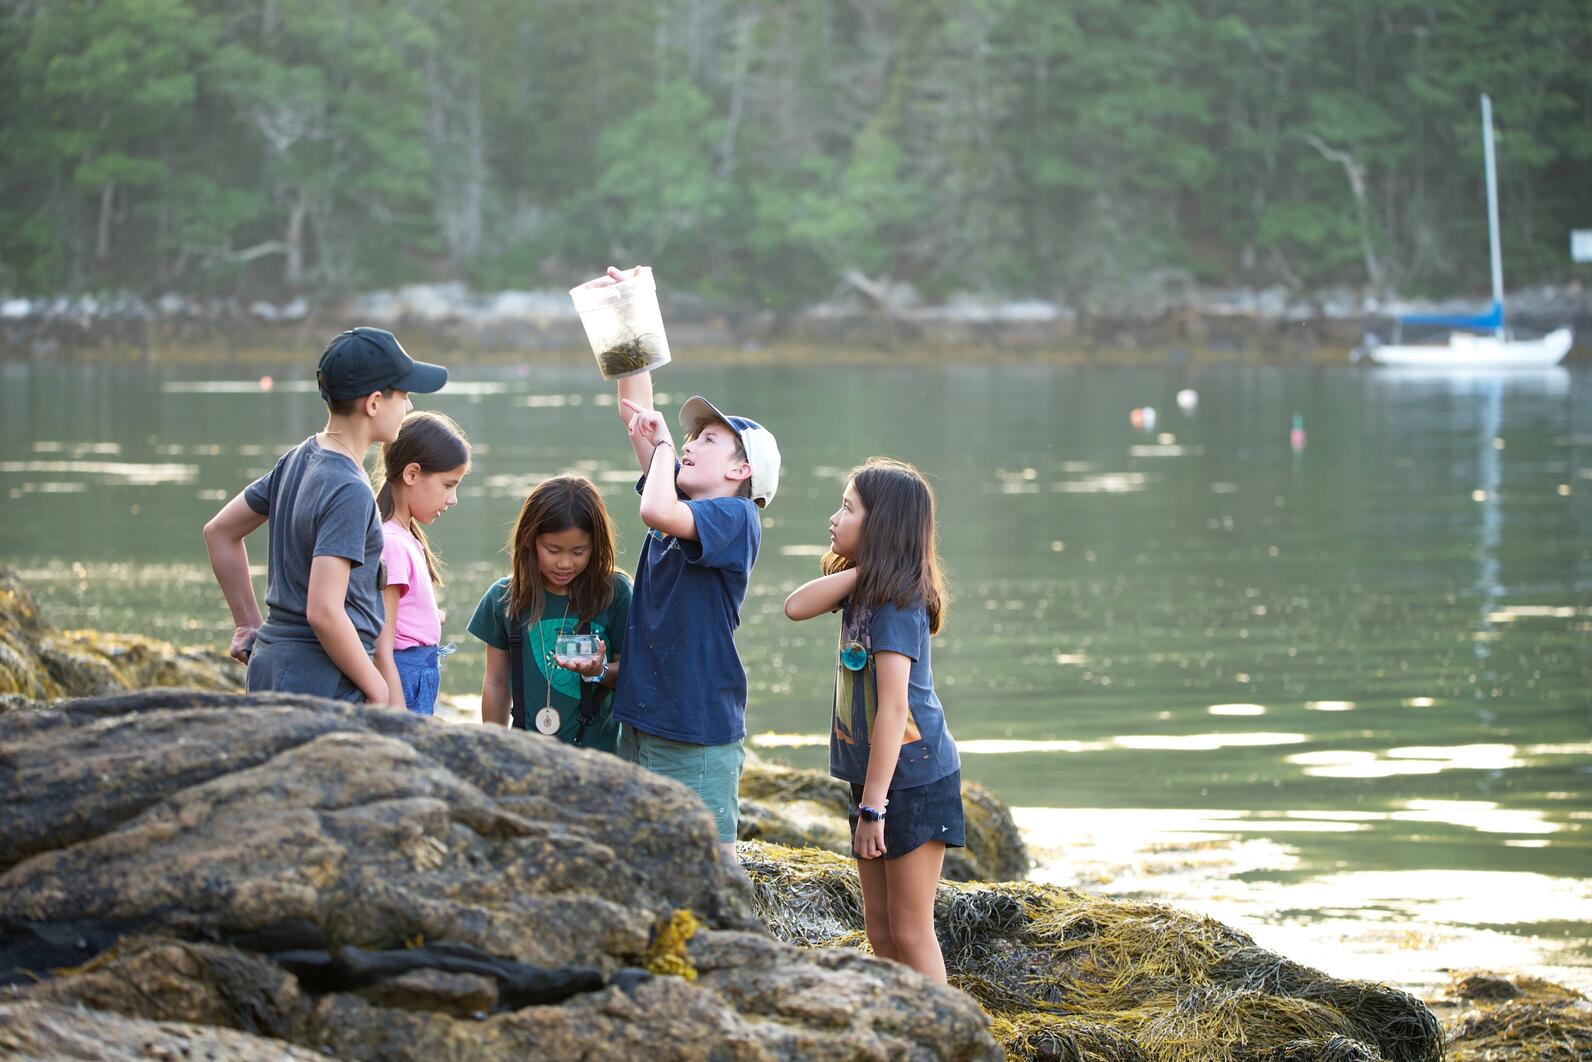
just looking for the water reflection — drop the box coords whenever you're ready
[0,459,197,484]
[2,360,1589,990]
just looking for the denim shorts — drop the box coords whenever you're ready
[620,728,745,843]
[247,634,364,702]
[392,645,440,717]
[848,769,966,859]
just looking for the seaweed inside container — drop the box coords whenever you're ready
[598,334,664,378]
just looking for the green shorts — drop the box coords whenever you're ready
[620,727,745,843]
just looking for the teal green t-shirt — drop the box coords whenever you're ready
[467,574,632,753]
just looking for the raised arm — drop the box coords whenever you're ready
[625,398,698,541]
[784,567,860,621]
[617,370,659,471]
[202,491,268,661]
[595,265,661,472]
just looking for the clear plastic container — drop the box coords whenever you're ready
[568,266,672,380]
[555,632,602,666]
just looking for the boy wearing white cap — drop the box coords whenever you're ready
[614,368,781,860]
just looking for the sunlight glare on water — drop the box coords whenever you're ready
[2,358,1588,990]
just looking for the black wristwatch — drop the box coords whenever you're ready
[858,804,886,822]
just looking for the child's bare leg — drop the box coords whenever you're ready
[857,856,900,961]
[882,841,948,982]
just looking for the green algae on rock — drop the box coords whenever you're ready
[0,564,242,702]
[739,841,1444,1062]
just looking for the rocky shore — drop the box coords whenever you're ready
[4,280,1587,362]
[1,568,1587,1060]
[0,566,241,706]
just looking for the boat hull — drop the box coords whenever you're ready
[1366,327,1573,369]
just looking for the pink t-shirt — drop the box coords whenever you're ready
[381,520,441,650]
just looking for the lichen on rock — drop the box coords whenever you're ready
[1,690,1003,1061]
[0,564,242,703]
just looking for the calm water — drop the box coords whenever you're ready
[2,358,1589,990]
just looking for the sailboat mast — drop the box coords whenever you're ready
[1481,93,1506,338]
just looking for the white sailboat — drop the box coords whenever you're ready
[1358,94,1574,369]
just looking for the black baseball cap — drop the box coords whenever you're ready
[317,327,448,402]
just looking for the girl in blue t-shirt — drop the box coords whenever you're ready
[784,457,963,983]
[468,474,631,752]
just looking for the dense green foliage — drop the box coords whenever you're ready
[1,0,1588,304]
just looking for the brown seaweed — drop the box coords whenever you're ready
[597,334,663,378]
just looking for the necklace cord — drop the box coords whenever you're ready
[532,595,575,714]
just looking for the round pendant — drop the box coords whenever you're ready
[840,640,869,672]
[534,707,561,735]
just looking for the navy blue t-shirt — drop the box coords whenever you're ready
[829,600,960,789]
[611,484,761,746]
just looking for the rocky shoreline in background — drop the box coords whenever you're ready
[2,567,1588,1060]
[3,280,1588,362]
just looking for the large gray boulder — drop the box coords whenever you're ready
[0,689,999,1060]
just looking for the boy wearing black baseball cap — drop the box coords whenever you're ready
[203,328,449,703]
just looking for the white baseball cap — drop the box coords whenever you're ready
[679,396,781,508]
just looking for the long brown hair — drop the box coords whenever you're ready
[505,474,618,625]
[375,411,471,586]
[822,457,948,634]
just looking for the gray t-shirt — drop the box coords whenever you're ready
[244,436,384,650]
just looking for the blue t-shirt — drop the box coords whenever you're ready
[612,488,761,746]
[829,600,960,789]
[243,437,384,651]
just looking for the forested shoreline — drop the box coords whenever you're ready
[2,0,1589,312]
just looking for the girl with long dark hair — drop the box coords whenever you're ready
[784,457,962,982]
[467,475,632,752]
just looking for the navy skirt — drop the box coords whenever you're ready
[848,769,966,859]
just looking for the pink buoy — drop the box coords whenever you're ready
[259,374,274,392]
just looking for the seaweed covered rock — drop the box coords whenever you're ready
[1442,971,1591,1061]
[738,750,1030,883]
[0,564,241,702]
[740,841,1445,1062]
[0,689,1000,1061]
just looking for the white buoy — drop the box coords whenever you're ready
[1176,388,1198,412]
[1140,406,1157,431]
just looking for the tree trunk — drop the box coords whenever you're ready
[1307,133,1386,293]
[284,187,308,286]
[95,181,116,262]
[717,9,758,180]
[462,75,484,268]
[425,56,484,275]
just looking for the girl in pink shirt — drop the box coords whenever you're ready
[374,412,471,715]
